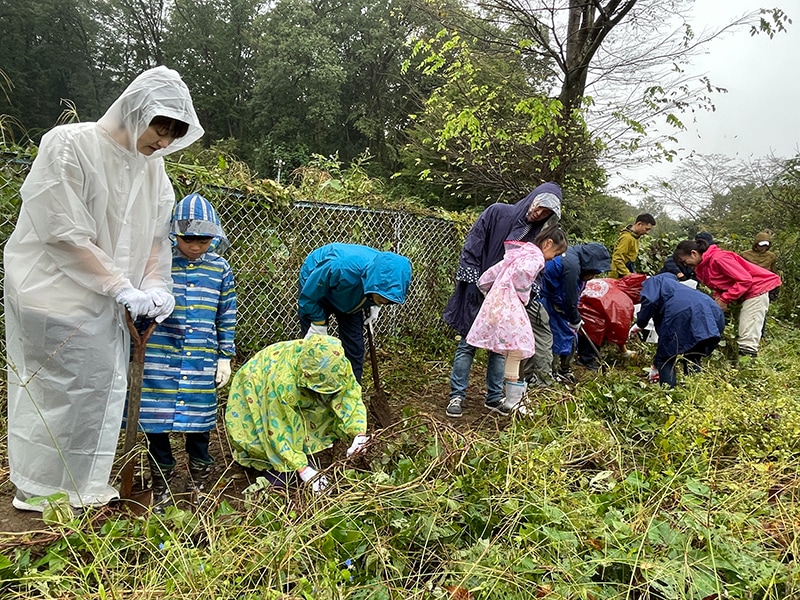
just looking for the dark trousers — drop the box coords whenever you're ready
[654,338,719,388]
[146,432,212,468]
[577,333,600,366]
[300,304,365,383]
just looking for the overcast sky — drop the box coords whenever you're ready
[609,0,800,193]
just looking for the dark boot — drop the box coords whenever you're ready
[187,458,214,494]
[554,354,575,383]
[149,460,175,514]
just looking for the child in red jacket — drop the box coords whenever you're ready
[673,237,781,357]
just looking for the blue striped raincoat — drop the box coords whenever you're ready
[138,194,237,433]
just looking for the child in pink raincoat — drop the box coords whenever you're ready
[467,226,568,415]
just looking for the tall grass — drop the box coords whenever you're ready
[3,329,800,599]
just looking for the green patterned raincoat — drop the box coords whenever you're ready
[225,335,366,472]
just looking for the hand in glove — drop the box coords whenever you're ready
[568,319,584,332]
[364,306,381,327]
[115,286,154,320]
[215,358,232,388]
[298,466,328,493]
[464,282,481,306]
[146,288,176,323]
[346,433,370,457]
[628,324,642,339]
[304,323,328,339]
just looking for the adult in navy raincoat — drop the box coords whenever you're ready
[632,273,725,387]
[299,243,412,382]
[443,182,562,418]
[538,243,610,380]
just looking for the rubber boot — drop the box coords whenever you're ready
[149,460,175,514]
[499,380,527,416]
[187,458,214,495]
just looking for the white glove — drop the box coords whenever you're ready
[304,323,328,339]
[628,324,642,339]
[215,358,232,388]
[298,466,328,493]
[568,319,584,331]
[115,286,154,320]
[364,306,381,327]
[146,288,176,323]
[346,433,370,457]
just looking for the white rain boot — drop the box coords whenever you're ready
[498,380,527,416]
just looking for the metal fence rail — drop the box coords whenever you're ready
[0,155,463,362]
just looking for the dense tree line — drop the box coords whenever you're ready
[0,0,789,210]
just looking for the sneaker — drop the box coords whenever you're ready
[446,397,464,418]
[484,397,507,415]
[554,369,575,384]
[738,348,758,358]
[524,373,551,388]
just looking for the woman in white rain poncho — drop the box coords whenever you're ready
[4,66,204,510]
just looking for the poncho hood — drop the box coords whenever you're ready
[297,335,356,394]
[98,66,204,158]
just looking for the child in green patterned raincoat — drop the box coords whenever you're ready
[225,335,369,492]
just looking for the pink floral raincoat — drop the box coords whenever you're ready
[466,241,545,358]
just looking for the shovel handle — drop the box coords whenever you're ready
[365,323,383,394]
[120,311,157,499]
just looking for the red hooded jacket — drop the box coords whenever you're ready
[695,244,781,304]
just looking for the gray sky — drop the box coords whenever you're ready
[610,1,800,192]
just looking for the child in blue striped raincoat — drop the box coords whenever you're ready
[139,193,237,510]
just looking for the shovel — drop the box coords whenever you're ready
[118,311,157,508]
[365,322,394,429]
[577,322,606,373]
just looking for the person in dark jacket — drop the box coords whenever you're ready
[298,243,412,382]
[443,182,562,418]
[629,273,725,387]
[536,243,611,382]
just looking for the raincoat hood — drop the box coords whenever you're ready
[569,242,611,274]
[297,335,356,394]
[753,231,772,249]
[513,182,562,223]
[97,66,204,158]
[171,193,229,254]
[500,240,543,278]
[363,252,412,304]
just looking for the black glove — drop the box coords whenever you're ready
[464,282,481,306]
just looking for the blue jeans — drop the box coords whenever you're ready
[449,337,505,403]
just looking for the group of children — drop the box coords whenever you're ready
[447,204,782,418]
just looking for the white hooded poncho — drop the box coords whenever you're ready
[4,66,204,507]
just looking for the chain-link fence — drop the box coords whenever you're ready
[0,154,463,363]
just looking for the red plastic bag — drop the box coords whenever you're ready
[578,278,635,347]
[614,273,646,303]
